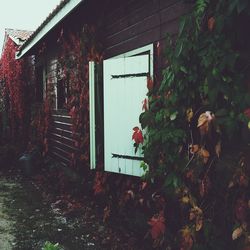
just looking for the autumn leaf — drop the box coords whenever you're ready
[93,172,107,195]
[186,108,193,122]
[147,76,154,91]
[197,113,208,128]
[198,148,210,164]
[244,108,250,119]
[180,227,193,250]
[228,181,234,188]
[190,144,199,154]
[235,198,248,222]
[69,106,76,117]
[148,211,166,240]
[197,114,209,135]
[127,190,135,199]
[132,127,144,144]
[189,206,203,232]
[215,141,221,158]
[200,176,211,197]
[239,174,248,187]
[142,98,148,111]
[208,17,215,31]
[141,181,147,190]
[186,169,195,182]
[181,196,190,204]
[103,205,111,223]
[232,226,243,240]
[196,217,203,231]
[201,148,210,158]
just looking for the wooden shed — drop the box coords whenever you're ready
[16,0,190,176]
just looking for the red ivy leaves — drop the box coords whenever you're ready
[93,172,108,195]
[142,98,148,111]
[147,76,153,91]
[235,198,248,223]
[0,37,33,140]
[148,211,166,240]
[244,108,250,119]
[132,127,144,144]
[208,17,215,31]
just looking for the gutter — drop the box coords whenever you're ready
[16,0,84,59]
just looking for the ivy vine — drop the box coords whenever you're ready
[0,37,33,145]
[139,0,250,248]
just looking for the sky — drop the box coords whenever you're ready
[0,0,62,55]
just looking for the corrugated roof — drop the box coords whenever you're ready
[5,29,33,43]
[1,28,33,57]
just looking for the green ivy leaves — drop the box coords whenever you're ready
[139,0,250,248]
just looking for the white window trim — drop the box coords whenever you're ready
[89,61,96,169]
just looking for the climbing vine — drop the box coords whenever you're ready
[0,37,34,145]
[57,26,102,169]
[138,0,250,248]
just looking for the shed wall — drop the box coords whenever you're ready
[102,0,190,59]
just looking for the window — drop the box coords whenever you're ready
[44,57,69,110]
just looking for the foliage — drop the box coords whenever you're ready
[42,241,61,250]
[0,37,34,145]
[138,0,250,248]
[57,26,102,169]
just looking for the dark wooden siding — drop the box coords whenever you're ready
[44,56,78,167]
[102,0,191,59]
[49,111,79,167]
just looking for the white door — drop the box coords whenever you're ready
[104,53,150,176]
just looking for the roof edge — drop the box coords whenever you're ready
[16,0,84,59]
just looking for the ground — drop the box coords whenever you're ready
[0,171,138,250]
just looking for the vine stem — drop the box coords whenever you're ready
[185,124,194,170]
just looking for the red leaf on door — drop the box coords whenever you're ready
[132,127,144,144]
[147,76,153,91]
[142,98,148,111]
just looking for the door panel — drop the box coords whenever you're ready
[104,54,149,176]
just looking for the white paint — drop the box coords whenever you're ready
[103,45,153,176]
[89,61,96,169]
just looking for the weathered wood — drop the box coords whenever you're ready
[52,113,71,124]
[50,120,72,131]
[49,151,70,166]
[48,110,77,166]
[105,13,161,48]
[105,0,158,36]
[102,0,190,59]
[49,138,79,153]
[50,127,74,138]
[50,133,75,148]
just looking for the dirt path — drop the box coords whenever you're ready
[0,179,16,250]
[0,173,137,250]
